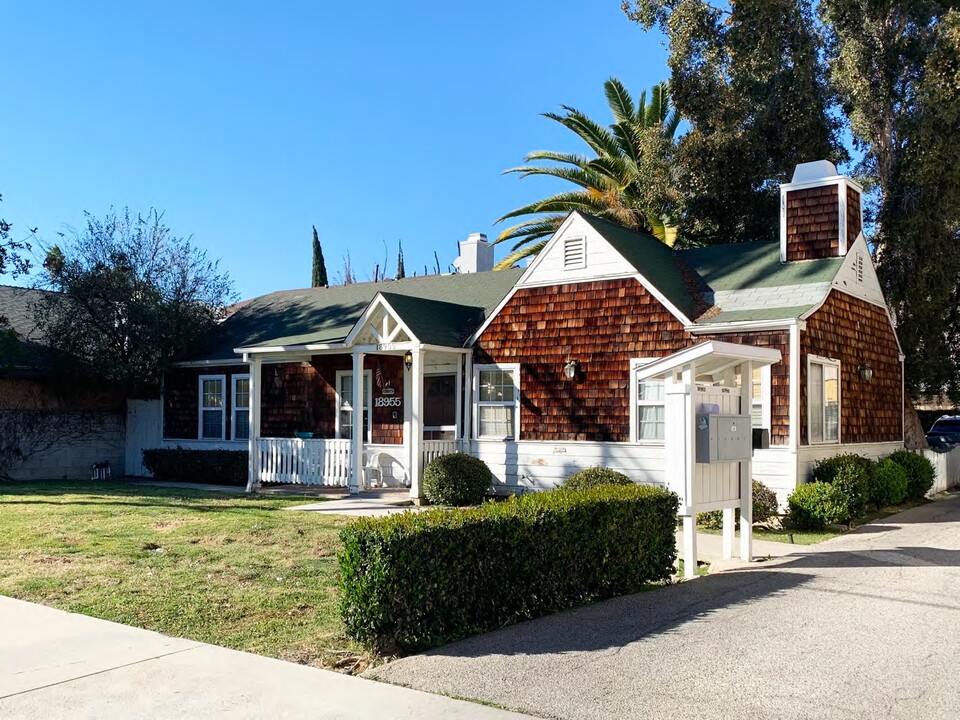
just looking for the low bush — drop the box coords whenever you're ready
[787,482,849,530]
[142,447,248,486]
[811,453,874,485]
[868,459,909,509]
[338,484,679,654]
[887,450,935,500]
[421,453,492,506]
[563,467,633,490]
[698,480,780,528]
[830,463,871,521]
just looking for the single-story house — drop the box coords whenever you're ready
[128,160,905,505]
[0,285,125,479]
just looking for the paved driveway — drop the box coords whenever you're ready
[372,493,960,720]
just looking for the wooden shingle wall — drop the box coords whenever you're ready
[846,185,862,245]
[163,365,249,439]
[786,184,840,261]
[475,279,692,442]
[800,291,902,445]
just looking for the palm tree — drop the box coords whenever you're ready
[494,79,681,269]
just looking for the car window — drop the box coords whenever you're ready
[929,419,960,434]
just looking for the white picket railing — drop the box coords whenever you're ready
[421,439,464,469]
[257,438,352,486]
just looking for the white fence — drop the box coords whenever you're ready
[923,446,960,494]
[421,439,463,469]
[257,438,352,486]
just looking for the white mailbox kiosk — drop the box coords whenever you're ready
[636,341,782,578]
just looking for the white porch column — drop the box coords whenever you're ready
[462,352,473,447]
[408,347,424,501]
[740,360,754,561]
[245,356,262,493]
[666,366,698,579]
[350,350,365,495]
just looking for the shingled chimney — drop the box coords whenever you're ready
[780,160,863,262]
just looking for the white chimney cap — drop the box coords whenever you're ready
[791,160,839,184]
[465,232,488,243]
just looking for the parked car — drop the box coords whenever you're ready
[926,416,960,452]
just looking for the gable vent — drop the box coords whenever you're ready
[855,252,864,284]
[563,236,586,270]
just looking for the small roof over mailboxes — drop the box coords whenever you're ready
[636,341,782,383]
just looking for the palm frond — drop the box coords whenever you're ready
[544,108,622,159]
[494,240,549,270]
[494,217,565,244]
[504,165,609,191]
[495,190,606,224]
[603,77,635,126]
[522,150,593,167]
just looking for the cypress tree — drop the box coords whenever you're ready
[311,226,328,287]
[396,240,405,279]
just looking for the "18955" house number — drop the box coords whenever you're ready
[374,396,402,408]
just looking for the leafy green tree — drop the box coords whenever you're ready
[623,0,845,245]
[311,225,328,287]
[494,79,681,269]
[821,2,960,400]
[36,208,236,398]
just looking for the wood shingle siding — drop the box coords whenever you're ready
[785,185,840,261]
[800,290,902,445]
[162,365,248,439]
[846,186,862,246]
[474,279,692,442]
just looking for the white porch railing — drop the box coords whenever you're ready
[422,439,465,468]
[257,438,352,486]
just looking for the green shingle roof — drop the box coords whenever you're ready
[193,269,522,360]
[679,241,843,290]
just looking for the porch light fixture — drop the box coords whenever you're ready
[563,359,578,381]
[272,367,283,391]
[403,350,413,371]
[858,362,873,383]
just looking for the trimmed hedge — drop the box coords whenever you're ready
[422,453,492,506]
[338,484,679,654]
[868,458,908,509]
[887,450,935,500]
[563,467,633,489]
[141,448,248,486]
[787,482,849,530]
[698,480,780,528]
[811,453,874,485]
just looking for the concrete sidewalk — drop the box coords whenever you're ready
[0,596,535,720]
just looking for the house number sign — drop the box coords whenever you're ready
[374,396,402,408]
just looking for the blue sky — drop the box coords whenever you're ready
[1,2,669,299]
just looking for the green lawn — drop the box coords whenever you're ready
[0,481,367,671]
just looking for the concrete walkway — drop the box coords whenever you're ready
[0,597,535,720]
[372,493,960,719]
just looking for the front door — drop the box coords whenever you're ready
[423,373,456,440]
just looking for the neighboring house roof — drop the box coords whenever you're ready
[195,269,523,360]
[0,284,52,376]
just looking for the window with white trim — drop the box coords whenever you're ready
[808,356,840,444]
[631,359,665,443]
[424,373,457,440]
[232,374,250,441]
[336,371,372,442]
[475,365,519,439]
[563,236,586,270]
[198,375,226,440]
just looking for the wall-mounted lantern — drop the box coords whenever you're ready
[563,359,578,381]
[858,362,873,383]
[272,367,283,391]
[403,350,413,371]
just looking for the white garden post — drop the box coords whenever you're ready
[740,360,754,561]
[722,507,735,560]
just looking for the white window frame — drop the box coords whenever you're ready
[473,363,520,440]
[423,371,458,438]
[807,354,841,445]
[629,358,666,445]
[752,365,772,432]
[335,370,373,442]
[231,374,251,441]
[198,374,226,441]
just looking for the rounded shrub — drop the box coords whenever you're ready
[422,453,492,506]
[830,463,871,521]
[811,453,874,484]
[868,458,909,509]
[563,467,634,490]
[698,480,780,528]
[887,450,935,500]
[787,482,848,530]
